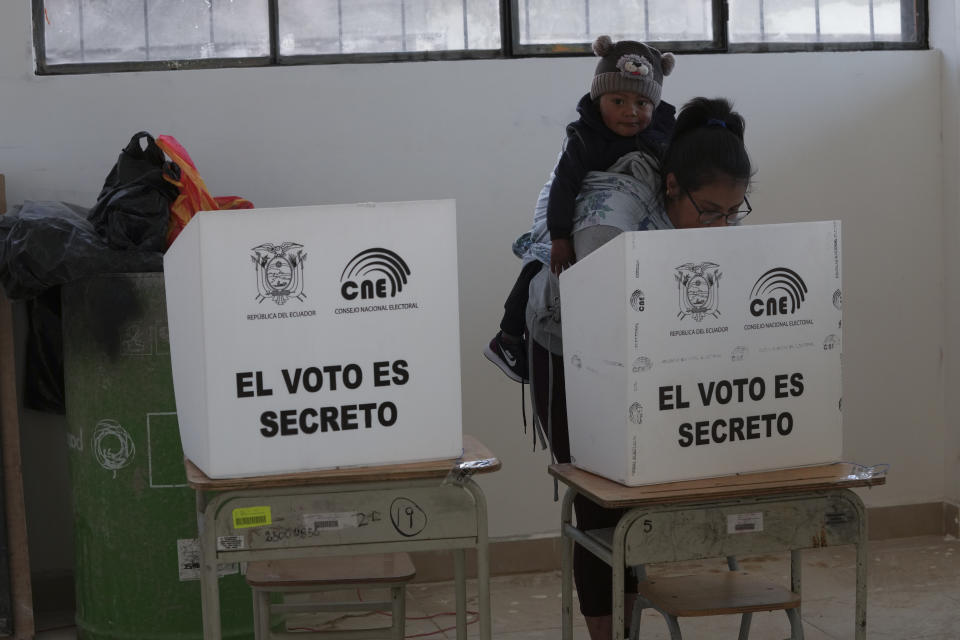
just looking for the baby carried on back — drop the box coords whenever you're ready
[516,150,674,352]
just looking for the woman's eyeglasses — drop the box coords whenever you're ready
[686,190,752,226]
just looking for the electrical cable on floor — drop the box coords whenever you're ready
[286,587,479,638]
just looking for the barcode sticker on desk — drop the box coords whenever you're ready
[303,512,359,531]
[232,506,272,529]
[727,512,763,534]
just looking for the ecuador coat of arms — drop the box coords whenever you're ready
[251,242,307,305]
[675,261,721,321]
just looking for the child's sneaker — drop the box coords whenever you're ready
[483,332,528,383]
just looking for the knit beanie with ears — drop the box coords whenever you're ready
[589,35,675,107]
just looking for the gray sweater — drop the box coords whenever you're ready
[525,152,673,354]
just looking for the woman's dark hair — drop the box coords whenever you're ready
[662,97,752,192]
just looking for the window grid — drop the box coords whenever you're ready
[730,0,919,52]
[54,0,223,64]
[400,0,407,52]
[511,0,726,55]
[758,1,764,39]
[517,0,657,42]
[33,0,928,75]
[337,0,343,53]
[143,1,150,61]
[77,0,83,61]
[815,0,821,39]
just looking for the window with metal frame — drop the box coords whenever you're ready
[728,0,925,51]
[33,0,927,75]
[511,0,723,55]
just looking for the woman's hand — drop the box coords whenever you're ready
[551,238,576,274]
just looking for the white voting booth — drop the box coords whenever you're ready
[163,200,463,478]
[560,221,842,486]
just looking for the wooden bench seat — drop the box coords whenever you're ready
[246,554,416,588]
[636,572,801,617]
[633,570,804,639]
[246,553,416,640]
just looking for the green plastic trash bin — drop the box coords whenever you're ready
[62,273,253,640]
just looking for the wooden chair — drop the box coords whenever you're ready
[630,556,803,640]
[245,553,416,640]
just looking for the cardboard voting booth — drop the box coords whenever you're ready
[560,221,842,486]
[163,200,463,478]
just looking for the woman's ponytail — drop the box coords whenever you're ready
[662,97,752,192]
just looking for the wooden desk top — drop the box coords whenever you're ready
[186,434,500,491]
[548,463,887,509]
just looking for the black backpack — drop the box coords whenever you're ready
[87,131,181,252]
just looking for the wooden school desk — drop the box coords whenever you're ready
[549,462,887,640]
[186,435,501,640]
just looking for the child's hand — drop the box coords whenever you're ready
[551,238,575,274]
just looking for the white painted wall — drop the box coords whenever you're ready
[931,0,960,509]
[0,0,953,576]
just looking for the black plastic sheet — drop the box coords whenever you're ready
[0,201,162,414]
[0,201,162,300]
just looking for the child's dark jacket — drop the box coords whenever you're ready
[546,94,676,241]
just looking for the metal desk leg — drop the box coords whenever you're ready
[791,549,804,640]
[612,560,625,640]
[855,540,868,640]
[454,549,467,640]
[476,531,491,640]
[197,490,222,640]
[464,478,492,640]
[737,612,753,639]
[786,608,804,640]
[611,510,638,640]
[560,488,576,640]
[254,590,271,640]
[843,489,868,640]
[250,589,260,639]
[391,585,405,640]
[855,532,868,638]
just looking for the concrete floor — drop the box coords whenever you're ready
[36,534,959,640]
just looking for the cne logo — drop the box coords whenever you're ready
[676,262,721,322]
[252,242,306,305]
[340,248,411,301]
[749,267,808,317]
